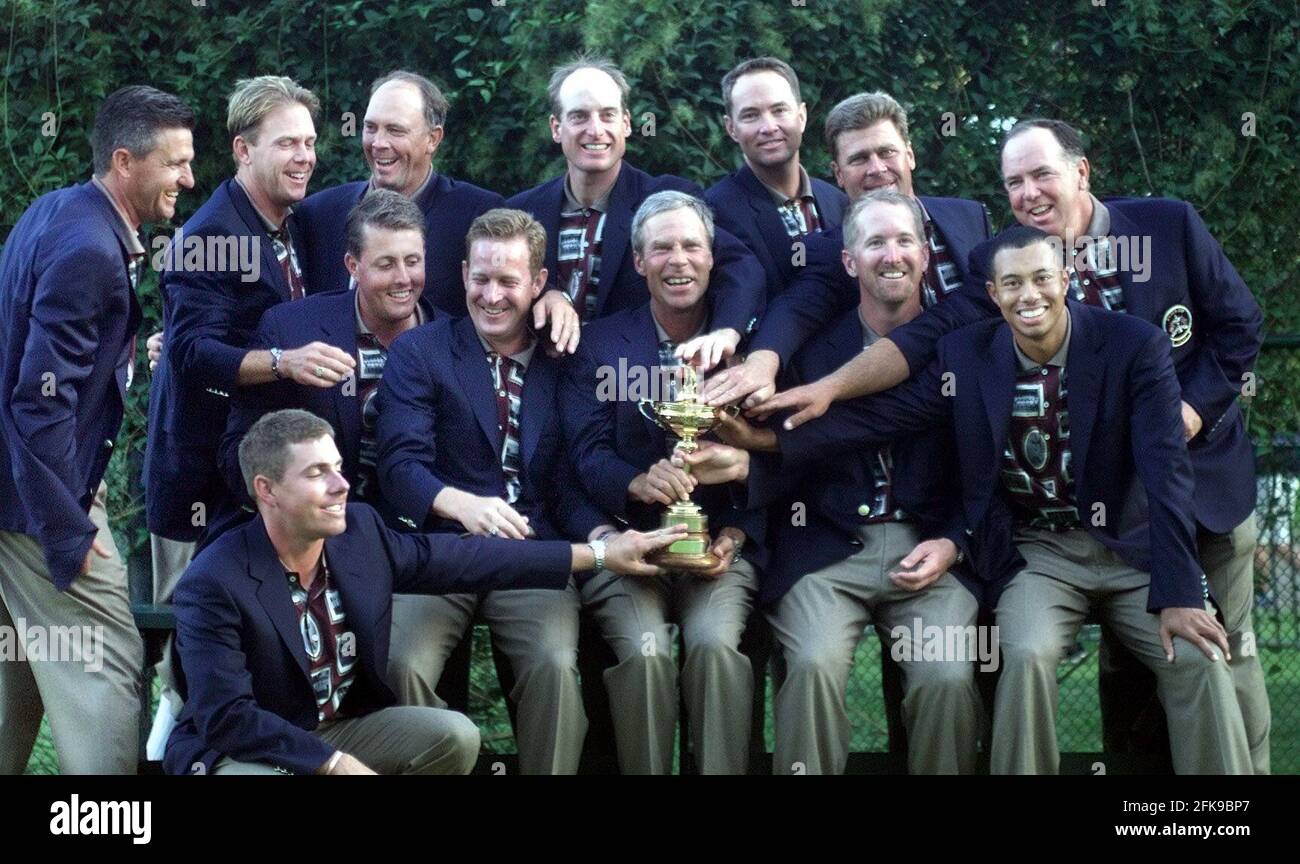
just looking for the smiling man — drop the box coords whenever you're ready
[293,72,541,326]
[703,57,847,302]
[219,189,429,527]
[699,90,990,409]
[147,76,341,568]
[507,55,765,372]
[689,225,1252,774]
[0,85,195,774]
[562,191,767,774]
[166,409,686,775]
[375,208,623,773]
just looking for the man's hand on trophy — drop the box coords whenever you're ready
[700,349,778,408]
[714,411,778,453]
[674,327,741,374]
[604,524,692,577]
[748,377,834,429]
[673,441,750,485]
[628,459,697,505]
[694,527,746,580]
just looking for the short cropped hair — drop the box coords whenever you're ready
[238,409,335,498]
[985,225,1061,280]
[91,86,195,176]
[345,189,427,259]
[842,189,926,253]
[630,190,715,256]
[464,208,547,278]
[824,91,910,162]
[1003,118,1088,163]
[547,54,631,117]
[370,69,450,130]
[227,76,320,145]
[720,57,802,116]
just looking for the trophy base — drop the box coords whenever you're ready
[650,548,722,572]
[651,503,719,572]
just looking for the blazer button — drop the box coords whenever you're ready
[104,439,114,449]
[856,504,871,517]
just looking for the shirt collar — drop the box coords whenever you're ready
[562,173,611,213]
[477,331,537,370]
[857,308,883,349]
[234,177,292,234]
[367,166,435,200]
[1084,193,1111,237]
[90,177,146,256]
[653,313,708,347]
[1013,309,1071,373]
[759,165,815,206]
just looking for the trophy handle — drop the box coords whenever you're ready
[637,399,667,430]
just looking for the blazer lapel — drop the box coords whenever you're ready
[247,518,310,677]
[539,178,565,283]
[227,179,290,300]
[629,305,668,445]
[321,532,383,689]
[977,325,1017,472]
[1061,303,1101,498]
[451,316,504,453]
[320,292,361,463]
[1101,202,1149,322]
[595,166,635,313]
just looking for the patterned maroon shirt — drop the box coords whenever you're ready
[1000,361,1080,531]
[556,207,605,321]
[488,352,526,504]
[286,555,357,723]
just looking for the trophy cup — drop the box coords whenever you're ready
[637,363,737,571]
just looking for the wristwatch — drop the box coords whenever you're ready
[269,347,284,380]
[588,538,607,573]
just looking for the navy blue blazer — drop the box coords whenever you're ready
[562,303,767,571]
[747,195,992,364]
[778,301,1204,612]
[164,503,575,775]
[893,197,1262,534]
[744,308,971,608]
[506,162,766,335]
[218,289,398,518]
[145,178,299,540]
[703,163,848,301]
[0,181,142,590]
[294,173,503,319]
[375,315,606,542]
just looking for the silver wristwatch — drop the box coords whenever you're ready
[588,538,607,573]
[269,347,284,380]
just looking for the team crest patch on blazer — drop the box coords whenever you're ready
[1162,304,1193,347]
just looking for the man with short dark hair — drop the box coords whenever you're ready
[219,188,430,520]
[699,90,990,407]
[165,408,687,775]
[704,57,847,301]
[563,191,766,773]
[685,226,1253,774]
[508,55,766,372]
[0,85,196,773]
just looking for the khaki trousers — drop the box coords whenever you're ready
[0,483,143,774]
[149,533,194,704]
[579,558,758,775]
[768,520,982,775]
[212,705,481,775]
[992,527,1252,774]
[388,580,587,775]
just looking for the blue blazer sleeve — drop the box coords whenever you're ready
[219,314,292,503]
[173,570,336,775]
[707,225,766,337]
[166,262,250,394]
[1176,203,1264,438]
[747,230,852,364]
[561,340,643,519]
[7,239,117,582]
[374,332,448,527]
[1127,329,1205,611]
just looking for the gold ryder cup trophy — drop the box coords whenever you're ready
[637,364,737,571]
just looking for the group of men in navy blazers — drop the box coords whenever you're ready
[0,46,1269,775]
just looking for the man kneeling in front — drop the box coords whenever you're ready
[164,408,684,775]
